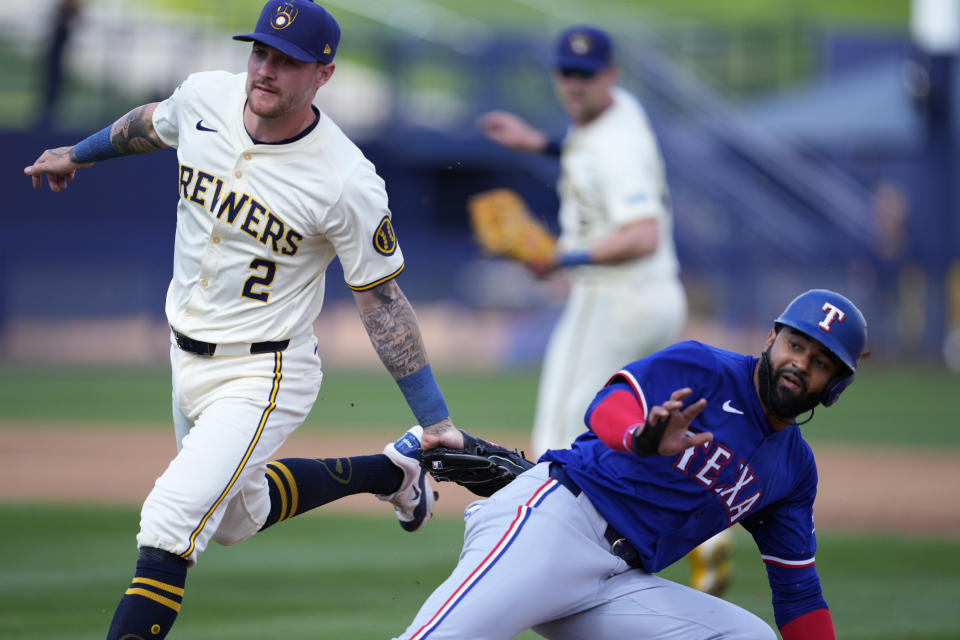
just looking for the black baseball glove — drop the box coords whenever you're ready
[419,430,535,497]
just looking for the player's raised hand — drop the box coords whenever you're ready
[23,146,92,192]
[632,388,712,457]
[477,110,549,153]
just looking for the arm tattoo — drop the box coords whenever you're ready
[110,105,165,155]
[357,280,429,379]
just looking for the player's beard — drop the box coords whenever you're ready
[246,81,313,121]
[757,349,821,422]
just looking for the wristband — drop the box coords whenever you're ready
[396,364,450,426]
[543,137,563,156]
[630,414,669,457]
[71,125,120,163]
[559,250,592,267]
[622,423,643,452]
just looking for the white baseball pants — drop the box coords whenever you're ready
[137,335,322,566]
[394,462,775,640]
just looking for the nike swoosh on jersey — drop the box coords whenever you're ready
[722,400,744,415]
[195,119,218,132]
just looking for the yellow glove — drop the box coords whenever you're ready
[467,188,557,266]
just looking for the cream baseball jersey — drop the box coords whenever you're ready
[152,70,404,344]
[557,87,678,284]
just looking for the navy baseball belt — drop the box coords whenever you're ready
[548,463,644,570]
[172,328,290,357]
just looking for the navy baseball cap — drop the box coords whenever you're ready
[554,25,613,72]
[234,0,340,63]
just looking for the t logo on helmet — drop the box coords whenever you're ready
[818,303,846,332]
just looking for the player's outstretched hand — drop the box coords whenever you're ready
[23,146,92,192]
[635,388,712,457]
[477,110,549,153]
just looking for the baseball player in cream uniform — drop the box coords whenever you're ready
[480,27,685,464]
[533,82,685,456]
[480,25,734,596]
[24,2,465,638]
[150,63,399,558]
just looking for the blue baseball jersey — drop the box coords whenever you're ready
[542,340,827,624]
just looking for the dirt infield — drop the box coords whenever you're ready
[1,425,958,537]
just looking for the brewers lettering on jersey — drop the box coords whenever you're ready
[394,290,866,640]
[23,2,467,639]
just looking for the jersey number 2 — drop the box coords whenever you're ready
[242,258,276,303]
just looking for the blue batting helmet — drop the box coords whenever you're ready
[774,289,867,406]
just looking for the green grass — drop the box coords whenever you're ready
[0,504,956,640]
[1,364,956,450]
[795,364,960,449]
[0,362,956,638]
[0,505,464,640]
[143,0,910,30]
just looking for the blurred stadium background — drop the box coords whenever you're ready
[2,0,958,369]
[2,2,960,639]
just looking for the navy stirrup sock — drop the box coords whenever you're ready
[261,454,402,529]
[104,456,403,637]
[105,547,188,640]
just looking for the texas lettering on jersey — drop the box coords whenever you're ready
[178,163,303,257]
[674,439,762,525]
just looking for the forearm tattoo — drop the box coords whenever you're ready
[110,105,164,155]
[358,280,429,379]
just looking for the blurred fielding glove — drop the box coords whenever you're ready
[420,429,535,497]
[467,188,557,267]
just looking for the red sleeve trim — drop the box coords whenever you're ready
[588,388,646,452]
[761,554,816,568]
[609,370,648,412]
[779,608,835,640]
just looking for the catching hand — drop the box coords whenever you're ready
[420,429,534,497]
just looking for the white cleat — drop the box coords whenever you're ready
[378,426,435,532]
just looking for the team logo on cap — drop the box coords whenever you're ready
[818,302,846,332]
[569,33,592,55]
[271,2,298,30]
[374,216,398,256]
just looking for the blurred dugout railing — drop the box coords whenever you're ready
[2,1,957,366]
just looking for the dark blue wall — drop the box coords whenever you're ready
[3,129,559,318]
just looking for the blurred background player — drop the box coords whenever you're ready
[34,0,83,130]
[478,24,732,596]
[23,1,467,638]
